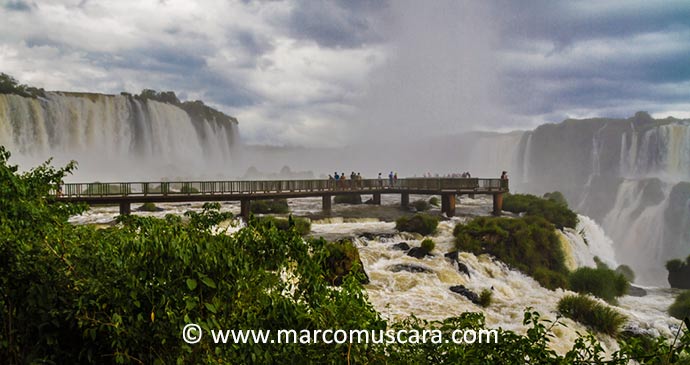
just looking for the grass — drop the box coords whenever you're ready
[569,267,629,304]
[669,291,690,320]
[138,202,159,212]
[334,194,362,204]
[412,200,430,211]
[254,215,310,236]
[396,214,439,235]
[557,294,626,336]
[420,238,435,253]
[479,289,492,308]
[454,216,569,290]
[503,193,578,229]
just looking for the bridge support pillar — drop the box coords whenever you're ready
[322,195,332,213]
[240,199,251,219]
[401,193,409,208]
[119,202,131,216]
[441,193,456,217]
[493,193,503,216]
[372,193,381,205]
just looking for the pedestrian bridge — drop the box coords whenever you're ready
[55,178,509,218]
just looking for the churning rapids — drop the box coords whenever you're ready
[69,194,682,355]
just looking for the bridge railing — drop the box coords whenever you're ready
[57,178,508,198]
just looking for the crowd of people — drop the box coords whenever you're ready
[325,170,508,190]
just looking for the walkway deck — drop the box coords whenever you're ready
[55,178,509,217]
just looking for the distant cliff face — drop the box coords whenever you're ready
[507,112,690,285]
[0,90,239,180]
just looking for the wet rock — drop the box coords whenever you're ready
[388,264,433,274]
[392,242,411,251]
[444,251,459,261]
[407,247,430,259]
[444,251,470,277]
[449,285,480,304]
[627,285,647,297]
[457,262,471,278]
[359,232,395,240]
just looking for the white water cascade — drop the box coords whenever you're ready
[0,92,239,181]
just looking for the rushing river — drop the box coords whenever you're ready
[69,194,682,354]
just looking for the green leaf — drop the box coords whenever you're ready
[200,276,216,289]
[204,302,217,313]
[186,278,197,291]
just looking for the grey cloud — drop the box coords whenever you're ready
[4,0,33,11]
[286,0,387,47]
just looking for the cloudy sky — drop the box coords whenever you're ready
[1,0,689,146]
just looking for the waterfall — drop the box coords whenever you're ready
[0,92,239,181]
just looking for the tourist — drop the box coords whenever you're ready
[388,171,394,187]
[501,171,508,180]
[393,172,398,186]
[378,172,383,187]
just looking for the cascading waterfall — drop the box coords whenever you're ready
[0,92,239,181]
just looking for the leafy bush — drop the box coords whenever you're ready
[180,184,199,194]
[615,264,636,283]
[428,196,440,207]
[543,191,568,206]
[669,291,690,320]
[420,238,435,253]
[666,256,690,289]
[557,295,626,336]
[0,73,45,97]
[478,289,492,308]
[412,199,430,211]
[138,202,159,212]
[569,267,629,303]
[250,198,289,214]
[334,194,362,204]
[395,213,439,235]
[454,216,569,290]
[503,193,578,229]
[254,215,311,236]
[320,239,368,286]
[3,145,690,363]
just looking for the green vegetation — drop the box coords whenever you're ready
[568,267,629,303]
[0,73,45,98]
[615,264,636,283]
[334,194,362,204]
[478,289,492,308]
[250,198,290,214]
[454,216,569,290]
[428,196,440,207]
[666,255,690,289]
[395,213,439,235]
[321,240,368,286]
[503,193,578,229]
[669,291,690,321]
[2,145,690,363]
[420,238,436,253]
[412,199,431,211]
[543,191,568,206]
[253,215,311,236]
[557,295,627,336]
[138,202,159,212]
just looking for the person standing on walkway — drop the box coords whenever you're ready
[393,172,398,186]
[388,171,394,187]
